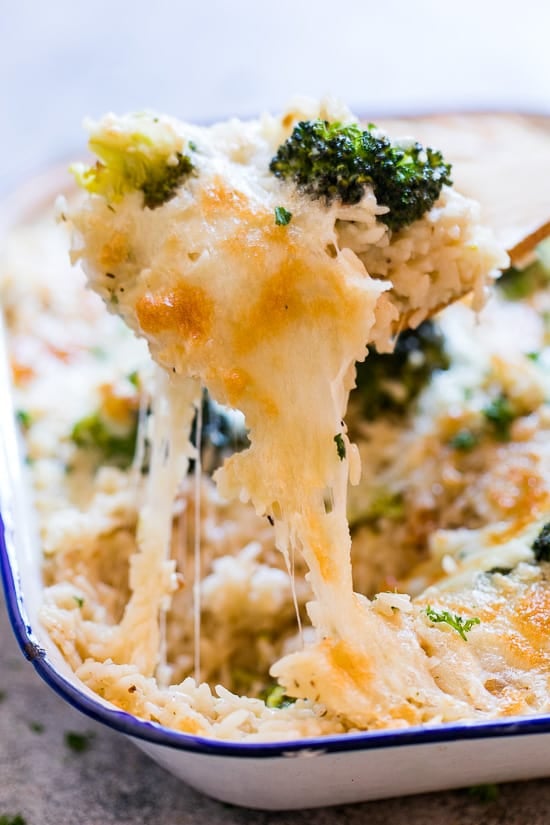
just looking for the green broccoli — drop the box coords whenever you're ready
[71,410,138,468]
[270,120,452,231]
[352,320,449,420]
[497,238,550,300]
[71,114,194,209]
[260,684,296,709]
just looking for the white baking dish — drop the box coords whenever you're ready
[2,164,550,812]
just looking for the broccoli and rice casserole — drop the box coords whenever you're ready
[2,99,550,741]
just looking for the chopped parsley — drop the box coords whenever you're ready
[482,394,516,441]
[73,596,84,608]
[334,433,346,460]
[15,409,32,430]
[64,730,94,753]
[28,721,44,734]
[449,429,479,452]
[0,816,27,825]
[127,370,140,388]
[274,206,292,226]
[425,606,481,641]
[532,522,550,562]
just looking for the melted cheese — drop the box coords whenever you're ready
[68,101,508,725]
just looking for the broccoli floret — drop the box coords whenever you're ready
[71,410,138,468]
[351,320,449,420]
[532,522,550,562]
[270,120,452,231]
[71,114,194,209]
[259,684,296,709]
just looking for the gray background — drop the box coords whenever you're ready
[1,1,550,821]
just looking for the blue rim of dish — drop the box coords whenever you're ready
[3,509,550,758]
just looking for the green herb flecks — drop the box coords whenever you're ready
[15,410,32,430]
[28,721,44,734]
[64,730,94,753]
[532,522,550,562]
[73,596,84,608]
[334,433,346,460]
[274,206,292,226]
[425,606,481,641]
[449,429,479,452]
[127,370,140,388]
[482,394,516,441]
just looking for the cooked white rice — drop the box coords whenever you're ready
[2,105,550,740]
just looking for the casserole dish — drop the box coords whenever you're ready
[2,113,550,809]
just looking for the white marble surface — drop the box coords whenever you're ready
[1,2,550,821]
